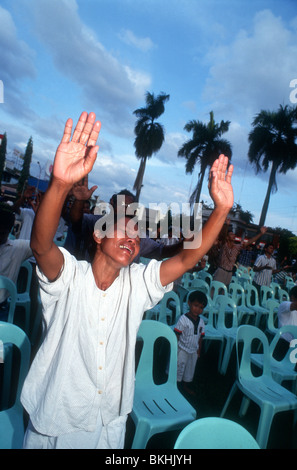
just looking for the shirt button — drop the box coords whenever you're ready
[98,366,102,370]
[98,390,102,394]
[101,317,105,321]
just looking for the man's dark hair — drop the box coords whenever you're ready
[110,189,135,207]
[289,286,297,300]
[188,290,208,307]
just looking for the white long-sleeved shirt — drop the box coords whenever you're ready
[21,248,172,436]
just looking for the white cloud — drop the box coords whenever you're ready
[118,29,155,52]
[28,0,151,135]
[203,10,297,122]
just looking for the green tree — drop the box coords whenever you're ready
[178,111,232,208]
[17,136,33,196]
[0,132,7,185]
[133,91,170,201]
[248,104,297,227]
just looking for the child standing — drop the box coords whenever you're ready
[21,111,234,449]
[174,290,207,395]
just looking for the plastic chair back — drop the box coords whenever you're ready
[0,321,31,448]
[131,320,196,448]
[210,280,228,300]
[0,276,17,323]
[16,261,32,295]
[265,299,280,336]
[158,291,181,325]
[190,278,209,295]
[260,286,274,308]
[196,270,213,286]
[136,320,177,384]
[278,289,290,302]
[174,417,260,449]
[236,325,272,380]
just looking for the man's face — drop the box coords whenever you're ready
[265,245,274,256]
[98,217,140,267]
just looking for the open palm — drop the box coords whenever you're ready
[209,155,234,210]
[53,112,101,186]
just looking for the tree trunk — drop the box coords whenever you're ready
[259,161,278,227]
[133,157,147,202]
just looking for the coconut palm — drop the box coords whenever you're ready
[178,111,232,208]
[248,104,297,226]
[133,91,170,201]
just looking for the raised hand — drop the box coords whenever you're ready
[53,112,101,186]
[208,155,234,211]
[72,175,98,201]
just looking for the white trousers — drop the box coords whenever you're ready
[23,413,127,449]
[177,347,198,383]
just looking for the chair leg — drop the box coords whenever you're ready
[239,396,250,417]
[131,421,152,449]
[220,382,238,418]
[219,339,235,375]
[256,405,275,449]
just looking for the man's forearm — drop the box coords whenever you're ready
[70,199,85,225]
[31,179,71,256]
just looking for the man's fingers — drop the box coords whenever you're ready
[226,164,234,183]
[71,111,89,143]
[61,118,73,143]
[87,121,101,147]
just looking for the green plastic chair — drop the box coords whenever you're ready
[131,320,196,449]
[260,285,275,309]
[0,321,31,449]
[251,325,297,394]
[174,417,260,449]
[0,276,17,323]
[214,296,239,375]
[265,299,280,337]
[278,289,290,302]
[190,278,210,295]
[145,291,180,325]
[210,280,228,299]
[228,282,255,324]
[245,284,269,329]
[203,299,225,370]
[221,325,297,449]
[196,270,213,286]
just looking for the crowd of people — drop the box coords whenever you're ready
[0,110,297,449]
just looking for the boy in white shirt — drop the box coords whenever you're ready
[174,290,207,395]
[21,111,234,449]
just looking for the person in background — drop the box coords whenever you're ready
[174,290,207,395]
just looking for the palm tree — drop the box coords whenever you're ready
[248,105,297,226]
[178,111,232,208]
[133,91,170,201]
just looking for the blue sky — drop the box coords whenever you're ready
[1,0,297,233]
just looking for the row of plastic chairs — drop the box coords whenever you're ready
[0,263,42,346]
[221,324,297,448]
[131,320,261,449]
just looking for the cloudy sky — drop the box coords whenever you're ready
[1,0,297,233]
